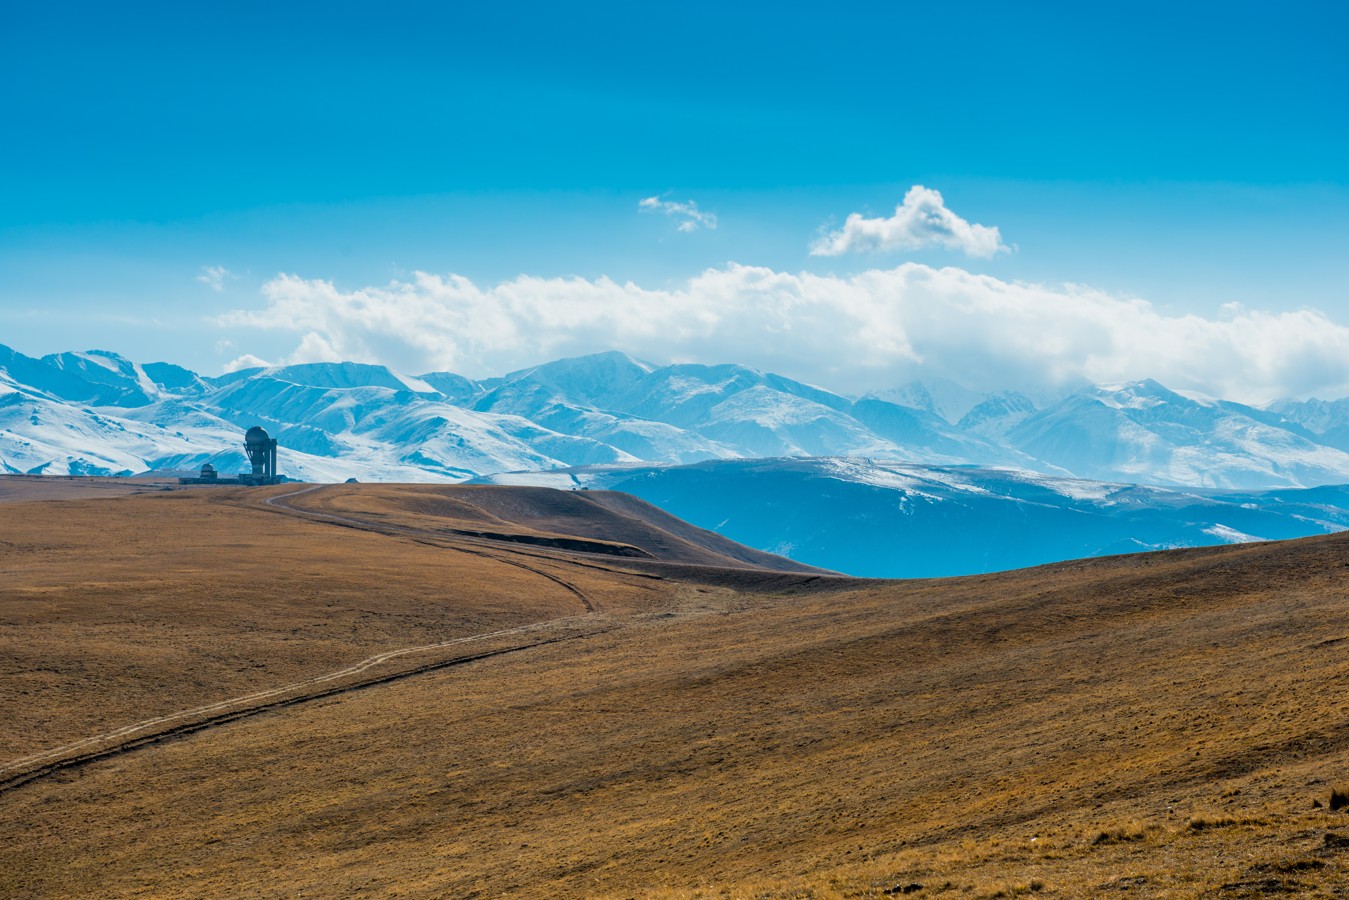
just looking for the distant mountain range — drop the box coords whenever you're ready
[8,343,1349,576]
[478,458,1349,577]
[4,343,1349,492]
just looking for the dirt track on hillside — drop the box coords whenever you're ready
[0,484,620,791]
[0,482,805,794]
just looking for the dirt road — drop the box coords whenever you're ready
[0,483,620,793]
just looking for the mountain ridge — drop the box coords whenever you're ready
[3,343,1349,492]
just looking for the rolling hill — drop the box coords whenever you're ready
[3,481,1349,896]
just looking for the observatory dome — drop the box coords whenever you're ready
[244,426,271,445]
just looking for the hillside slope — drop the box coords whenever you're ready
[4,485,1349,896]
[280,482,831,573]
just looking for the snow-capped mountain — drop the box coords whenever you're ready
[1005,380,1349,489]
[5,343,1349,492]
[471,354,1029,467]
[467,354,728,464]
[41,350,174,407]
[477,458,1349,577]
[216,361,441,396]
[865,377,986,425]
[1267,397,1349,454]
[956,391,1038,440]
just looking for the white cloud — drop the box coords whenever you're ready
[222,353,271,373]
[215,264,1349,404]
[286,331,346,364]
[196,265,235,292]
[812,186,1008,258]
[639,195,718,232]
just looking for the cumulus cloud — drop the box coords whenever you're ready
[812,186,1008,258]
[222,353,271,373]
[196,265,235,292]
[639,195,718,232]
[215,264,1349,404]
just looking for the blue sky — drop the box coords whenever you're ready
[2,1,1347,400]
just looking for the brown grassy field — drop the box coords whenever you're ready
[0,473,174,503]
[0,481,706,760]
[4,479,1349,897]
[277,481,834,572]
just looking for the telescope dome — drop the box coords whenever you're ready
[244,426,271,445]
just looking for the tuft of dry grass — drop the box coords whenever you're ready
[1330,786,1349,811]
[1186,813,1240,830]
[1090,820,1151,844]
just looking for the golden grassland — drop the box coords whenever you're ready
[0,474,165,503]
[284,481,832,572]
[4,479,1349,897]
[0,481,687,759]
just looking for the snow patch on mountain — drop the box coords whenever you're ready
[1202,523,1263,544]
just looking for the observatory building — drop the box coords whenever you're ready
[241,425,279,485]
[178,426,284,486]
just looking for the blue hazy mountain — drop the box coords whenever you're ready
[477,458,1349,578]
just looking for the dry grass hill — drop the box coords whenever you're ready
[3,477,1349,897]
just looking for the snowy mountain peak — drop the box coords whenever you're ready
[501,351,657,404]
[45,349,129,373]
[1267,396,1349,454]
[142,361,212,395]
[1086,378,1183,409]
[19,348,165,407]
[957,391,1037,439]
[43,349,162,401]
[868,377,985,424]
[243,361,438,395]
[416,371,486,405]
